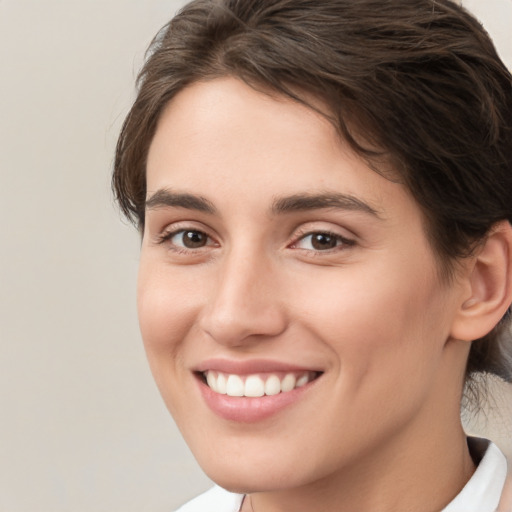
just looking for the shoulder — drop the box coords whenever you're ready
[174,486,244,512]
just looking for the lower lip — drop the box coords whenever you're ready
[197,376,317,423]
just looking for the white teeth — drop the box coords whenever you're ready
[204,371,316,397]
[244,375,265,397]
[206,371,216,390]
[226,375,244,396]
[281,373,296,392]
[217,373,227,394]
[296,374,308,387]
[264,375,281,396]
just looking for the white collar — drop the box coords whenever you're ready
[441,438,508,512]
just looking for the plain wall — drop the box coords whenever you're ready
[0,1,510,510]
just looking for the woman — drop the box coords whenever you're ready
[113,0,512,510]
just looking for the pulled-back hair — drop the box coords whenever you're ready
[113,0,512,387]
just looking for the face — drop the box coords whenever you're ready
[139,77,468,493]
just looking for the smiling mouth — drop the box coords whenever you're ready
[200,370,321,397]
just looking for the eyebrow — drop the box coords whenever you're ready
[271,192,381,217]
[145,189,216,214]
[145,189,380,218]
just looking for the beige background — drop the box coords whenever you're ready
[0,1,510,510]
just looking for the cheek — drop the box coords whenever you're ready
[136,264,208,430]
[290,255,453,395]
[137,257,199,342]
[136,262,196,381]
[281,261,454,462]
[138,281,175,354]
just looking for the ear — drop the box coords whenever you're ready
[450,221,512,342]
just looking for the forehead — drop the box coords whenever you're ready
[149,78,339,169]
[146,77,419,223]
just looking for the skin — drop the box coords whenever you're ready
[139,77,477,512]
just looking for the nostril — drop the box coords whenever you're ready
[198,264,287,345]
[199,307,287,347]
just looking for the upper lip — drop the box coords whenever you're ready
[194,358,322,375]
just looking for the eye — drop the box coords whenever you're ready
[293,232,354,251]
[160,229,213,250]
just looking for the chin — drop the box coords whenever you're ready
[190,434,341,495]
[201,461,304,495]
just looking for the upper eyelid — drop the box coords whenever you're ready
[157,220,214,236]
[291,231,354,247]
[153,224,215,247]
[152,220,356,247]
[291,223,356,241]
[160,226,214,241]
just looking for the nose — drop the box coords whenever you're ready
[199,250,287,347]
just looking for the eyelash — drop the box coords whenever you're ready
[156,227,355,255]
[156,228,216,253]
[291,230,355,253]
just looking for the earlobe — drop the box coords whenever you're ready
[450,221,512,342]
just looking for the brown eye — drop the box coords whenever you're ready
[179,230,208,248]
[294,231,354,252]
[310,233,338,250]
[162,229,211,249]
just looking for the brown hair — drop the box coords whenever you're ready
[113,0,512,386]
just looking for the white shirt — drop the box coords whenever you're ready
[175,439,509,512]
[442,438,508,512]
